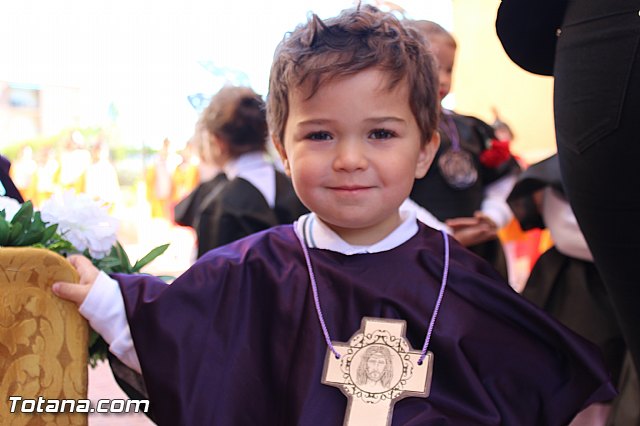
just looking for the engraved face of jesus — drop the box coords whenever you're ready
[356,345,394,390]
[366,353,388,381]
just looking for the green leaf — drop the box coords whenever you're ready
[0,219,9,246]
[32,211,46,228]
[155,275,175,283]
[131,243,170,273]
[94,256,124,273]
[114,241,132,273]
[88,329,101,346]
[10,201,33,229]
[45,236,75,255]
[20,229,45,246]
[87,329,109,368]
[41,224,58,244]
[8,222,23,244]
[97,256,123,268]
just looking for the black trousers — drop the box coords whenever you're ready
[554,0,640,375]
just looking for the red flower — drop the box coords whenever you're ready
[479,139,511,168]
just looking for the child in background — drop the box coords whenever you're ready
[170,142,199,212]
[174,85,306,258]
[489,110,549,290]
[507,154,626,425]
[53,6,613,426]
[405,20,520,280]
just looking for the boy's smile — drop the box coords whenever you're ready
[278,68,439,245]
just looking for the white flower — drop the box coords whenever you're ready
[0,196,22,221]
[40,191,119,259]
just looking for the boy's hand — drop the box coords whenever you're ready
[52,255,99,306]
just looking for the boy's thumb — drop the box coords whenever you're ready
[52,282,89,306]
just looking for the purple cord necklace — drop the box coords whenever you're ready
[437,109,478,189]
[440,109,462,151]
[294,221,450,365]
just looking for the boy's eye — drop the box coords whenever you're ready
[305,132,333,141]
[369,129,396,140]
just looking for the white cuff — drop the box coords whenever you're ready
[481,199,513,229]
[481,173,517,228]
[542,188,593,262]
[79,271,141,373]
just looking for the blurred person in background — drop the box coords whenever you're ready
[175,85,306,258]
[0,154,24,202]
[58,130,91,193]
[84,140,121,209]
[497,4,640,422]
[34,147,59,207]
[170,141,199,210]
[145,138,180,220]
[10,145,37,202]
[405,19,521,280]
[507,154,625,425]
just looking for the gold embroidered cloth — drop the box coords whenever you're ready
[0,247,88,425]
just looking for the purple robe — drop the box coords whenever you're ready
[116,223,615,425]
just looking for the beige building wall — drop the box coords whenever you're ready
[450,0,557,164]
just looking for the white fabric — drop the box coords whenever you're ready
[223,152,276,207]
[542,187,593,261]
[401,198,451,234]
[481,172,517,228]
[81,210,423,371]
[79,271,143,373]
[294,210,419,255]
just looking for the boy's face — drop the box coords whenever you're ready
[276,68,439,245]
[428,35,456,101]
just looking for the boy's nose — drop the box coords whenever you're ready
[333,140,368,171]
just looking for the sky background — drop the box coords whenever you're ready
[0,0,452,149]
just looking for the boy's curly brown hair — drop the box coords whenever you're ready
[267,4,439,147]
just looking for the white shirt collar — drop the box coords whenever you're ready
[223,151,271,180]
[223,151,276,207]
[294,211,419,255]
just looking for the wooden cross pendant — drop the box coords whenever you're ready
[322,317,434,426]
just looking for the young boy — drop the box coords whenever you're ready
[54,6,614,425]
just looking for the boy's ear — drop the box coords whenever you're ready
[415,131,440,179]
[272,136,291,176]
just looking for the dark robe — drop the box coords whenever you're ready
[524,248,625,385]
[114,223,615,426]
[196,171,307,257]
[0,155,24,202]
[506,154,564,231]
[176,170,307,258]
[174,172,228,230]
[508,154,626,386]
[498,0,640,391]
[410,113,519,279]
